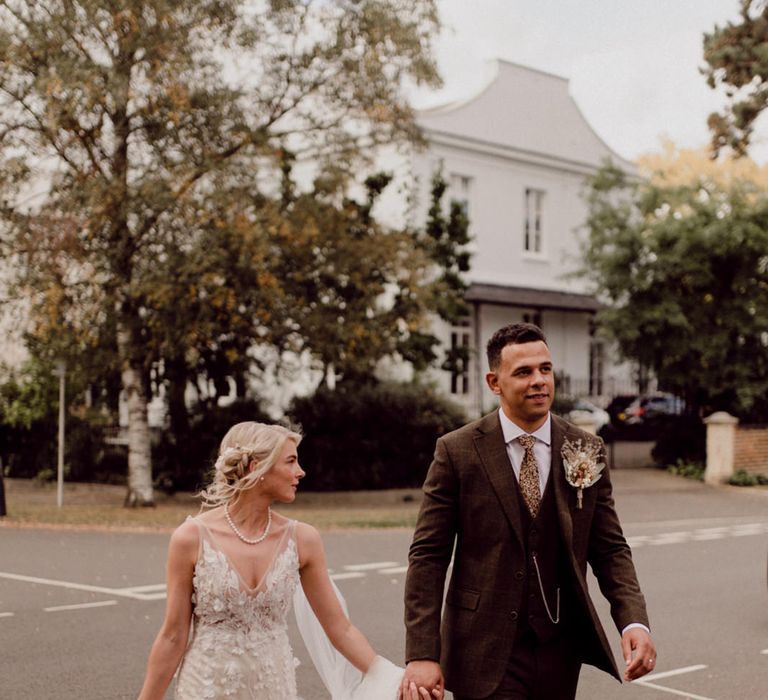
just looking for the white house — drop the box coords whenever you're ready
[0,60,641,424]
[384,60,637,416]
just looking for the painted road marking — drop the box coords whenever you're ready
[114,583,166,594]
[44,600,118,612]
[0,571,129,596]
[634,664,714,700]
[344,561,399,571]
[379,566,409,574]
[639,665,708,682]
[0,612,14,618]
[0,571,165,601]
[761,649,768,655]
[629,522,768,549]
[330,572,366,580]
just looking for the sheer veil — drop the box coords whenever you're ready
[293,581,403,700]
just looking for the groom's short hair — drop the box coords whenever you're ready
[486,323,548,370]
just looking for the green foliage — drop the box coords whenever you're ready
[667,459,705,481]
[288,381,466,490]
[727,469,768,486]
[703,1,768,156]
[0,0,442,498]
[581,162,768,419]
[0,360,58,429]
[0,412,106,482]
[421,170,473,374]
[271,169,443,381]
[651,416,706,468]
[152,399,273,494]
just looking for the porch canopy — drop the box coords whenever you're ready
[465,283,602,313]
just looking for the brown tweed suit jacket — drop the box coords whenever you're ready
[404,411,649,699]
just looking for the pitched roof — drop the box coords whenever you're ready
[417,60,634,172]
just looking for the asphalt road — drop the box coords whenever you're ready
[1,469,767,700]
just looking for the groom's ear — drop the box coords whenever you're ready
[486,370,500,395]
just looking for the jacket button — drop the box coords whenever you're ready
[514,571,524,580]
[510,611,518,620]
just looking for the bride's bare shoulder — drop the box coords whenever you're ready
[293,520,324,563]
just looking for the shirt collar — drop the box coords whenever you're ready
[498,408,552,446]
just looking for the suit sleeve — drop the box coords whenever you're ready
[587,441,650,633]
[404,436,459,663]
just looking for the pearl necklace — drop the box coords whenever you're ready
[224,504,272,545]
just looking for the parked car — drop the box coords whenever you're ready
[566,399,611,432]
[606,394,638,428]
[620,394,685,426]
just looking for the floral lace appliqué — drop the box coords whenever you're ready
[175,522,301,700]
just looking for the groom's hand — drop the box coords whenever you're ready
[401,660,444,700]
[622,628,657,681]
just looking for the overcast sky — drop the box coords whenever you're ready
[410,1,751,163]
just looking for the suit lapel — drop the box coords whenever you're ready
[473,412,525,549]
[551,414,574,552]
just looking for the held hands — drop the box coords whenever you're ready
[621,628,657,681]
[401,660,444,700]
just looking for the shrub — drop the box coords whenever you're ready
[651,415,706,468]
[728,470,768,487]
[288,381,466,490]
[0,414,104,481]
[667,459,705,481]
[152,399,273,493]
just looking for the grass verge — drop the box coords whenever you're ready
[0,479,421,532]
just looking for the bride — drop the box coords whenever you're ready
[137,421,431,700]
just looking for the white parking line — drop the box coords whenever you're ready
[0,571,164,601]
[0,571,125,596]
[639,665,708,682]
[629,522,768,549]
[0,612,14,618]
[634,664,714,700]
[44,600,118,612]
[761,649,768,655]
[330,572,366,580]
[114,583,166,594]
[379,566,409,574]
[344,562,399,571]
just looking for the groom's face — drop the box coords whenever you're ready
[486,340,554,432]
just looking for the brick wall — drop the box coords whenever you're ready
[732,425,768,475]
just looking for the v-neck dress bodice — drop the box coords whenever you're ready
[175,517,301,700]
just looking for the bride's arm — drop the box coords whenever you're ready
[296,522,377,673]
[137,520,197,700]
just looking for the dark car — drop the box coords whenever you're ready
[609,393,685,440]
[621,394,685,425]
[606,394,638,428]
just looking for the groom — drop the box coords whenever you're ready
[402,323,656,699]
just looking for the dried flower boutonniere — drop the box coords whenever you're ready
[561,438,605,509]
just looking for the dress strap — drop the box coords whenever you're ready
[186,515,210,564]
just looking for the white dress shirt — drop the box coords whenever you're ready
[498,408,551,496]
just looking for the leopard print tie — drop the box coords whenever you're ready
[517,434,541,517]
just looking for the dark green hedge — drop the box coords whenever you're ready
[288,381,466,491]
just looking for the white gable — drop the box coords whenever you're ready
[417,60,633,172]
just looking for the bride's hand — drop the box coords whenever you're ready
[402,680,434,700]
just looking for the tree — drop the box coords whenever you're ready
[580,153,768,418]
[0,0,441,505]
[703,0,768,156]
[417,169,472,375]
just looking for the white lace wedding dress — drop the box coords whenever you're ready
[174,516,402,700]
[175,517,301,699]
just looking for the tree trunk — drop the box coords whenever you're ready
[119,325,154,507]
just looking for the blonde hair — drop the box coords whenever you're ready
[200,421,302,508]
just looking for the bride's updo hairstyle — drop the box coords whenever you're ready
[200,421,302,508]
